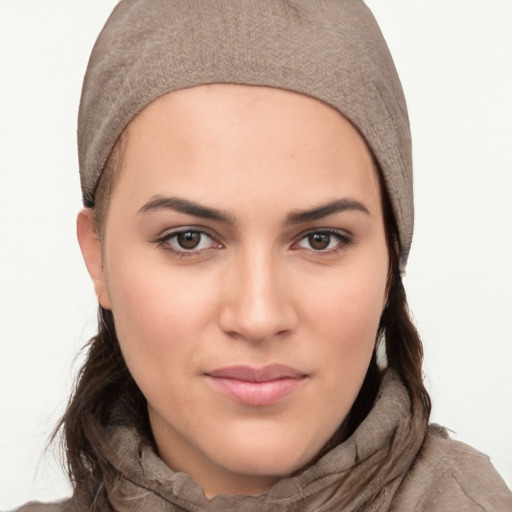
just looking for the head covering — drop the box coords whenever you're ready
[78,0,413,266]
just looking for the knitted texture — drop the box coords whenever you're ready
[78,0,414,264]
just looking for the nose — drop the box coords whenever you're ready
[218,250,299,343]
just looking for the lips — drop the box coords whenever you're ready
[205,364,307,406]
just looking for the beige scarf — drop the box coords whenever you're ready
[86,371,427,512]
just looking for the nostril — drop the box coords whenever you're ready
[218,305,297,344]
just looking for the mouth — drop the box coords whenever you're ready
[204,364,308,406]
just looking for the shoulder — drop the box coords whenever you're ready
[391,424,512,512]
[7,499,73,512]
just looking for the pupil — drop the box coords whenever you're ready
[309,233,330,250]
[177,232,201,249]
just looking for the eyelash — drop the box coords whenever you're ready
[154,227,353,258]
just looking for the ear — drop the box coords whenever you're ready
[76,209,112,309]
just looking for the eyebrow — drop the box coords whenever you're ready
[286,198,371,224]
[139,195,235,224]
[138,195,370,225]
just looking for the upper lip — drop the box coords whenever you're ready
[205,364,307,382]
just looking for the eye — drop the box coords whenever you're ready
[296,230,352,252]
[156,229,219,254]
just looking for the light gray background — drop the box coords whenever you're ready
[0,0,511,508]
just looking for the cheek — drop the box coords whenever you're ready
[309,257,387,338]
[103,252,220,389]
[303,252,388,383]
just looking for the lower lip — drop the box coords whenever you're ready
[206,376,305,406]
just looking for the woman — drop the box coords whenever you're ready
[10,0,512,510]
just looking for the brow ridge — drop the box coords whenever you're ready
[138,195,235,224]
[139,195,369,226]
[286,199,371,225]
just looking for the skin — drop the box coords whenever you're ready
[77,84,389,497]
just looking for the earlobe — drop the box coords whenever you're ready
[76,209,112,309]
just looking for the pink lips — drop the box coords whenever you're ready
[205,364,307,406]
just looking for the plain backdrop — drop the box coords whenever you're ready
[0,0,511,509]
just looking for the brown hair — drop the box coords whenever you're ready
[54,144,431,502]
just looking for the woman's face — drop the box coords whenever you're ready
[79,84,389,497]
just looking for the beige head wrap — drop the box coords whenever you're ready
[78,0,413,266]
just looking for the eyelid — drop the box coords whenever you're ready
[154,224,220,240]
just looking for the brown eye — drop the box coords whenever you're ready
[308,233,331,250]
[296,230,352,252]
[158,229,218,253]
[156,229,220,256]
[177,231,202,249]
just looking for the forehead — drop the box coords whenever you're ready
[111,84,382,216]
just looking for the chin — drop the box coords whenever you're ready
[210,431,322,479]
